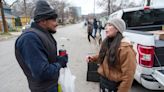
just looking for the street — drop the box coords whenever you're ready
[0,23,162,92]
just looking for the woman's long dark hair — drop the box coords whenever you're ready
[98,32,123,67]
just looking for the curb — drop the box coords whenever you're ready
[0,35,18,41]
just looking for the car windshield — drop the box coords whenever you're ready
[122,8,164,27]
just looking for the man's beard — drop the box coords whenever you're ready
[48,28,57,34]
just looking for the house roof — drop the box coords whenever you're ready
[0,13,16,19]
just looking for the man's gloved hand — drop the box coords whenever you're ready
[57,54,68,68]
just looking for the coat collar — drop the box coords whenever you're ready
[31,22,50,34]
[120,38,132,47]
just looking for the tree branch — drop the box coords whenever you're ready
[9,0,19,7]
[2,0,7,5]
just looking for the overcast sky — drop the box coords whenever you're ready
[67,0,104,15]
[6,0,104,15]
[6,0,164,15]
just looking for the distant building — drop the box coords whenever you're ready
[0,4,16,32]
[75,7,82,17]
[18,15,31,26]
[0,4,31,32]
[68,7,82,23]
[3,4,12,14]
[69,6,81,17]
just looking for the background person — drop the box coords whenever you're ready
[87,21,95,42]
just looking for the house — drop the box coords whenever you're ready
[0,4,31,32]
[0,4,15,32]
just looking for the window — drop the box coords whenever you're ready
[122,8,164,27]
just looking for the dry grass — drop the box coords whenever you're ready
[0,32,11,36]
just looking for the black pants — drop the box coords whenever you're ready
[99,76,119,92]
[88,32,95,42]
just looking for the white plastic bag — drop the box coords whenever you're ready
[58,67,76,92]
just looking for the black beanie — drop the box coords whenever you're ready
[34,0,58,22]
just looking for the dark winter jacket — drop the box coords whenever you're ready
[15,22,66,92]
[93,19,98,29]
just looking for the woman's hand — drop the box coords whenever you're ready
[86,55,95,62]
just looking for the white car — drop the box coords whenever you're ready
[103,6,164,90]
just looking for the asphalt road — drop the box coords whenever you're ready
[0,23,163,92]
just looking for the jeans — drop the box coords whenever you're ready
[94,28,97,37]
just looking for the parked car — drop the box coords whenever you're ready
[21,19,34,32]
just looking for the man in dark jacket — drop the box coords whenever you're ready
[15,1,68,92]
[93,18,98,38]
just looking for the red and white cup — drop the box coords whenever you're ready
[59,49,67,56]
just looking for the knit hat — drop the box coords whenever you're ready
[107,18,126,34]
[34,0,58,22]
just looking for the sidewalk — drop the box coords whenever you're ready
[0,32,21,41]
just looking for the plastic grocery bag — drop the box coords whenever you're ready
[58,67,76,92]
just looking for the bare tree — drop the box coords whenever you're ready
[48,0,70,24]
[0,0,8,32]
[9,0,19,7]
[97,0,117,14]
[12,2,24,16]
[11,0,70,24]
[2,0,19,7]
[69,7,79,23]
[0,0,18,32]
[97,0,108,11]
[11,0,35,17]
[2,0,6,4]
[97,0,143,15]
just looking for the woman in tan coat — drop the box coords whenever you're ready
[86,18,136,92]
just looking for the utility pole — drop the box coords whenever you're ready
[24,0,27,24]
[108,0,110,16]
[94,0,95,17]
[61,2,64,24]
[0,0,8,33]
